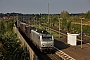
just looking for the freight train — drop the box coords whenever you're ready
[17,21,54,52]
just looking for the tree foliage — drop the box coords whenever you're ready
[0,20,30,60]
[66,20,72,32]
[51,15,58,27]
[60,10,69,18]
[85,10,90,19]
[0,21,5,34]
[61,18,67,30]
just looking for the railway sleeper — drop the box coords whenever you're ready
[40,47,54,53]
[66,57,75,60]
[64,55,68,58]
[59,51,64,54]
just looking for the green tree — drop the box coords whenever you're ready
[0,21,5,34]
[61,18,67,30]
[66,20,72,32]
[0,19,30,60]
[60,10,69,18]
[51,15,58,27]
[85,10,90,19]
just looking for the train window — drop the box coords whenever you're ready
[42,37,52,41]
[42,34,52,41]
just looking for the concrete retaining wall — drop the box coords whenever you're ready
[14,27,39,60]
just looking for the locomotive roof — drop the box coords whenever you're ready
[36,28,49,34]
[31,28,49,35]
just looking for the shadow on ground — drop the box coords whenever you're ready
[54,39,70,50]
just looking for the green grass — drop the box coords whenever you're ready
[47,29,63,38]
[35,25,63,38]
[35,25,44,29]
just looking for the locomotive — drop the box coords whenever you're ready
[18,21,54,52]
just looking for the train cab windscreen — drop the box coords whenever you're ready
[42,35,52,41]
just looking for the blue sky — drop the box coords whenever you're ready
[0,0,90,14]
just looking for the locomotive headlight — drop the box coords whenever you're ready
[42,44,45,46]
[51,44,53,46]
[51,45,52,46]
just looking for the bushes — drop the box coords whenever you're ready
[0,20,30,60]
[71,24,90,35]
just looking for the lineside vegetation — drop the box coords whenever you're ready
[0,19,30,60]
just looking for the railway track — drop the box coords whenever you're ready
[41,24,85,42]
[41,24,76,60]
[47,54,62,60]
[41,24,67,36]
[55,47,75,60]
[18,27,62,60]
[46,47,75,60]
[18,23,75,60]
